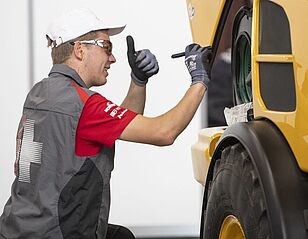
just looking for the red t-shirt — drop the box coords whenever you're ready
[75,94,137,156]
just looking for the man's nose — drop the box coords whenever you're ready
[109,54,116,63]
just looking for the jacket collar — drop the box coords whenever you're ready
[48,64,88,88]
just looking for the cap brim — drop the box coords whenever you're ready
[108,25,126,36]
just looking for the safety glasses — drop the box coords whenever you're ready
[70,39,113,56]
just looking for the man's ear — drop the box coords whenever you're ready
[72,42,84,60]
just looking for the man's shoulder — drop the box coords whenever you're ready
[25,76,89,115]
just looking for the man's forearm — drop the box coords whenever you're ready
[158,83,206,140]
[121,80,146,114]
[119,43,211,146]
[119,83,206,146]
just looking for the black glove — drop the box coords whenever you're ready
[185,43,212,87]
[126,35,159,86]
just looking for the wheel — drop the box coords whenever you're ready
[202,143,271,239]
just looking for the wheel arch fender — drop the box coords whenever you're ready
[201,120,308,239]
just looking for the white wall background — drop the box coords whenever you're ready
[0,0,30,217]
[0,0,204,237]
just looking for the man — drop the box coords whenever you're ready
[0,8,212,239]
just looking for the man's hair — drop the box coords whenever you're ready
[47,31,101,64]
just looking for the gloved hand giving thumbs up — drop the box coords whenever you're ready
[185,43,212,87]
[126,35,159,86]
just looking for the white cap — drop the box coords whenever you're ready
[46,8,126,47]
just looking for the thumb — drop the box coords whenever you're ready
[126,35,136,55]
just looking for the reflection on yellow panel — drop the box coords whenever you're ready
[186,0,226,46]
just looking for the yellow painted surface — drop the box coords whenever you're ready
[191,127,225,186]
[255,54,294,63]
[187,0,308,172]
[252,0,308,172]
[219,215,245,239]
[186,0,226,46]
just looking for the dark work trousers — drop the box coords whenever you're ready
[106,224,135,239]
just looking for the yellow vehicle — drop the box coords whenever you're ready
[188,0,308,238]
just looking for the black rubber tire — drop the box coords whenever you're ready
[202,143,271,239]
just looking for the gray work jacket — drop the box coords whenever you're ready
[0,64,114,239]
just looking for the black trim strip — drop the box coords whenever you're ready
[200,1,235,232]
[210,0,234,68]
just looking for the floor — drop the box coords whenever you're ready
[137,237,198,239]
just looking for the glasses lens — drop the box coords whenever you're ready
[79,40,113,55]
[102,40,112,55]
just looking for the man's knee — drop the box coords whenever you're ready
[116,226,135,239]
[106,224,135,239]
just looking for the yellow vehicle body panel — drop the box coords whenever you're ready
[188,0,308,172]
[252,0,308,172]
[186,0,225,46]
